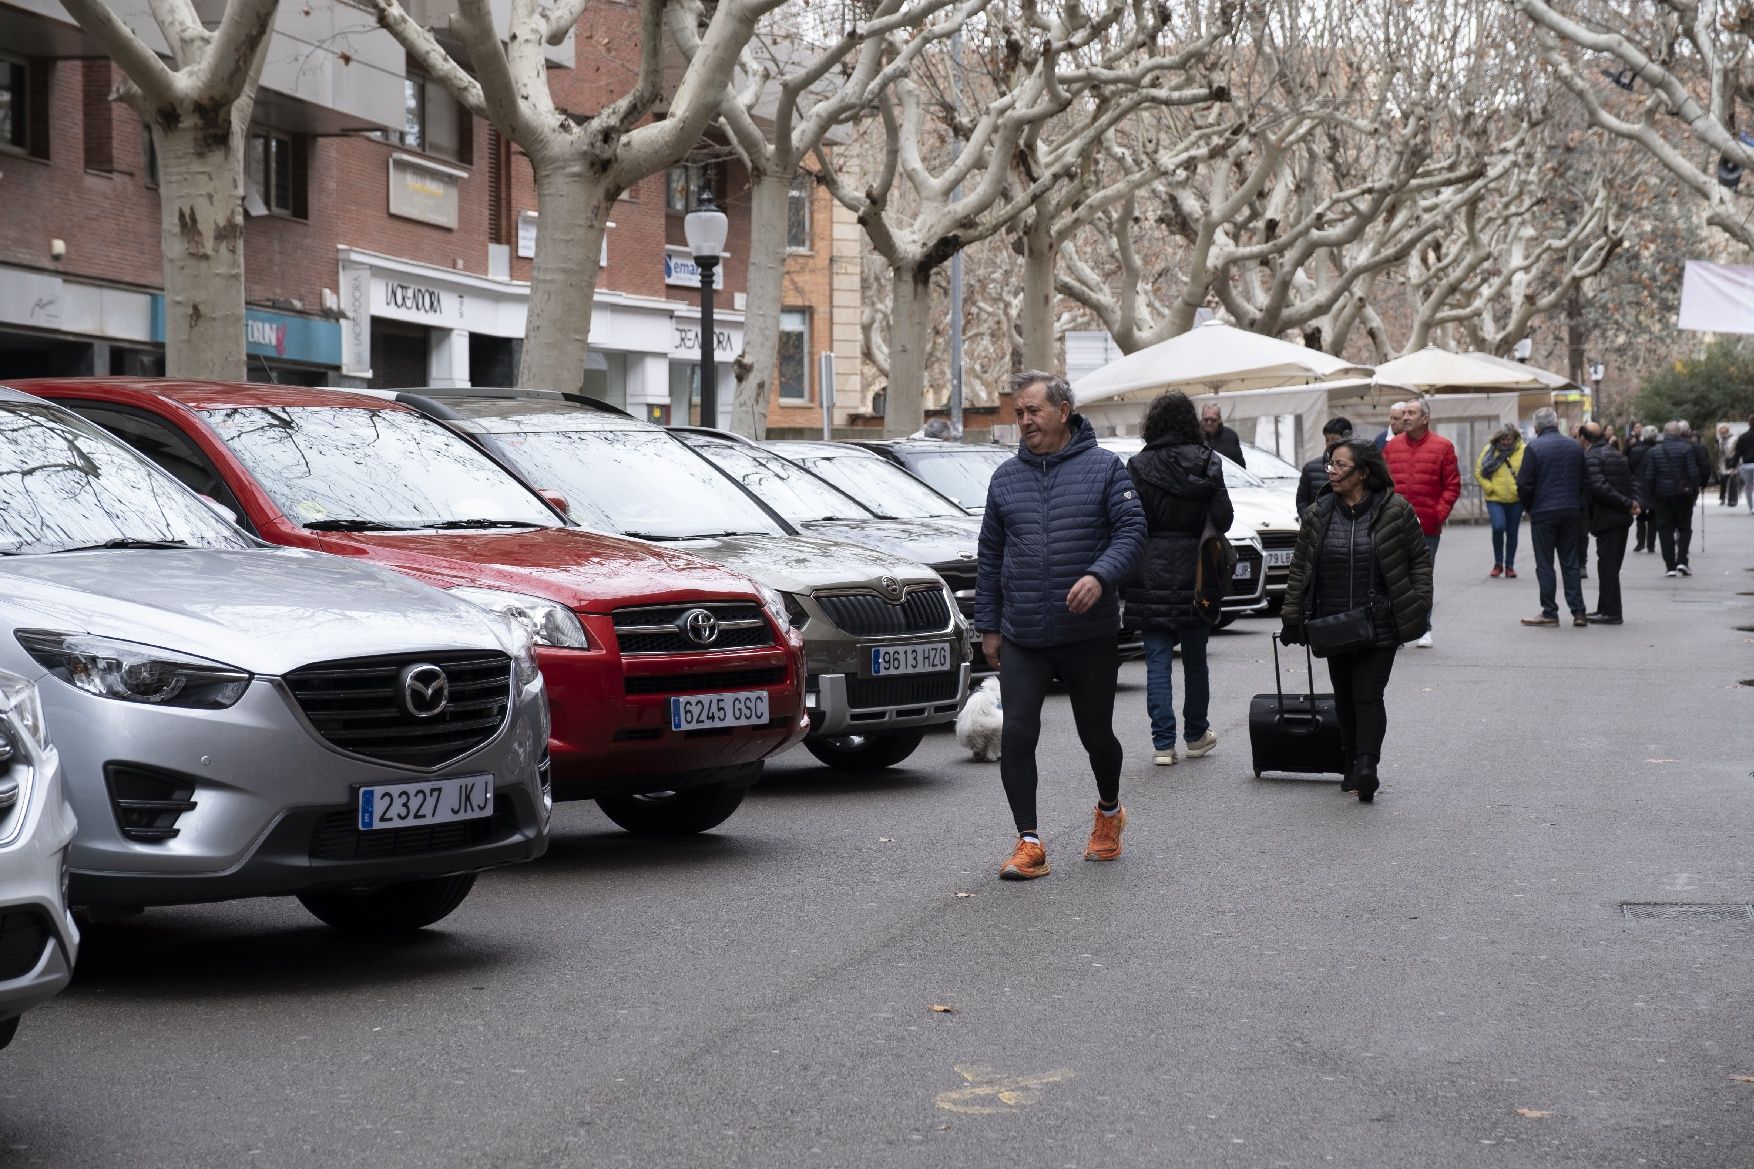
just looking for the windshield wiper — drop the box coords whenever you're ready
[304,518,415,532]
[425,518,547,530]
[50,538,194,553]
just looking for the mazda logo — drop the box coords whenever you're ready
[398,663,450,719]
[680,608,720,646]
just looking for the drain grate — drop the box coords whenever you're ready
[1621,903,1754,923]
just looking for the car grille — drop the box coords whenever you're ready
[612,603,773,654]
[845,671,961,710]
[1228,544,1264,598]
[624,666,788,696]
[0,909,51,980]
[285,652,513,769]
[309,796,515,861]
[815,587,952,637]
[933,563,977,618]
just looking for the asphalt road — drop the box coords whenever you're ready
[5,510,1751,1169]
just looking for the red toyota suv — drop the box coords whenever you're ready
[12,379,808,836]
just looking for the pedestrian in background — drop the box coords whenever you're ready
[1374,402,1408,451]
[1474,423,1524,579]
[1628,424,1660,552]
[1517,406,1589,628]
[1280,440,1432,803]
[1680,421,1713,490]
[1123,391,1233,768]
[1572,424,1591,581]
[1580,421,1638,625]
[1736,416,1754,512]
[1642,421,1702,576]
[977,371,1145,881]
[1382,398,1459,648]
[1200,403,1247,467]
[1715,423,1741,509]
[1298,416,1353,514]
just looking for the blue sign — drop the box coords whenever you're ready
[149,296,342,368]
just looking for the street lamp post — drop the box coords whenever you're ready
[684,190,729,428]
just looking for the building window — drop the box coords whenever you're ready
[666,160,724,214]
[247,130,307,218]
[374,74,469,163]
[401,74,427,151]
[787,174,811,250]
[779,309,809,401]
[142,123,159,187]
[0,55,44,157]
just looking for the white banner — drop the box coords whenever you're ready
[1679,260,1754,334]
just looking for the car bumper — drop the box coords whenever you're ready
[49,674,551,908]
[0,738,79,1025]
[808,662,970,736]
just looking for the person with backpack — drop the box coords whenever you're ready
[1124,391,1235,768]
[1641,421,1703,576]
[1279,439,1432,802]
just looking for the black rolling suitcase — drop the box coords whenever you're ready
[1249,634,1347,779]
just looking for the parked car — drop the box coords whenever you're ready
[763,440,982,538]
[14,379,808,837]
[850,439,1014,513]
[0,667,78,1049]
[364,389,969,772]
[0,387,550,931]
[1238,441,1304,504]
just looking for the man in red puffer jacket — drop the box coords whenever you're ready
[1382,398,1460,647]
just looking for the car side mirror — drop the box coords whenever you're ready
[198,494,240,527]
[537,489,569,517]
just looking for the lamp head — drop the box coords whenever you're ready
[684,190,729,264]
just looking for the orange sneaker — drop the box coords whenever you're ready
[999,837,1049,880]
[1084,805,1126,861]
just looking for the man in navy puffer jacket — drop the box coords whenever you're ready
[976,372,1145,881]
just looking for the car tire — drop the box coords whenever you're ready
[597,781,748,837]
[296,873,477,933]
[1214,612,1239,630]
[0,1016,17,1050]
[804,727,928,771]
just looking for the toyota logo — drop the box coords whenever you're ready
[880,576,903,600]
[680,608,720,646]
[398,663,450,719]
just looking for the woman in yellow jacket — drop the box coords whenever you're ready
[1475,424,1525,578]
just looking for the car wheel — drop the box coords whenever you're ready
[0,1016,17,1050]
[296,873,477,933]
[804,727,928,771]
[1214,612,1238,629]
[597,782,748,837]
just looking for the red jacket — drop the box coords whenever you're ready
[1384,430,1461,535]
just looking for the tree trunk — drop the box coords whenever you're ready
[1018,210,1057,372]
[883,262,932,438]
[732,169,790,436]
[518,160,614,390]
[153,117,250,380]
[1565,283,1586,384]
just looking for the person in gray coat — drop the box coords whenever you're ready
[977,371,1145,881]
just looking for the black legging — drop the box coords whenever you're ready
[1326,646,1398,763]
[998,636,1123,834]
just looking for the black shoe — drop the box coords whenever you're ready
[1340,761,1358,793]
[1354,756,1379,803]
[1587,614,1623,625]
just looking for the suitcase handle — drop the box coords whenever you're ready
[1271,632,1317,713]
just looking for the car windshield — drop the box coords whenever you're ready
[200,406,558,530]
[1240,443,1300,480]
[485,426,784,539]
[897,447,1012,510]
[784,451,966,519]
[0,400,250,555]
[1220,455,1266,489]
[687,440,871,523]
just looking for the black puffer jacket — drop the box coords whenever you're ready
[1584,439,1637,533]
[1296,455,1328,515]
[1311,493,1398,647]
[1122,441,1233,631]
[1283,490,1432,646]
[1641,435,1702,500]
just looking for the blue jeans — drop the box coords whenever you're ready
[1486,501,1522,568]
[1530,514,1585,617]
[1142,626,1209,749]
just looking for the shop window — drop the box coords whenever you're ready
[786,174,812,250]
[247,129,308,218]
[778,309,809,401]
[1,55,49,159]
[665,160,724,214]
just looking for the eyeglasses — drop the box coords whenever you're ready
[1325,461,1357,474]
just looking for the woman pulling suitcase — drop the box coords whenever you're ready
[1279,439,1432,802]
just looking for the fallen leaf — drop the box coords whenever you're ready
[1513,1108,1552,1119]
[929,1004,955,1014]
[955,891,976,898]
[879,837,894,843]
[1731,1075,1754,1084]
[1646,758,1678,764]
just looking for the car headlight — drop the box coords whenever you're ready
[449,587,590,649]
[15,630,251,709]
[0,669,47,753]
[760,586,797,634]
[499,617,541,687]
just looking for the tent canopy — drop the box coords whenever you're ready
[1372,346,1547,392]
[1072,320,1369,406]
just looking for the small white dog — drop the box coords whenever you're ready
[956,677,1003,762]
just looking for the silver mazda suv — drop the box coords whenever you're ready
[0,388,550,933]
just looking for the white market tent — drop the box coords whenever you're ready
[1370,346,1549,393]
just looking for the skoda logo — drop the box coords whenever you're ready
[398,663,450,719]
[880,576,904,600]
[680,608,720,646]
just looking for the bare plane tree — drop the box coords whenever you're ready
[58,0,279,380]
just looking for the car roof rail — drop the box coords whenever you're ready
[668,425,758,446]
